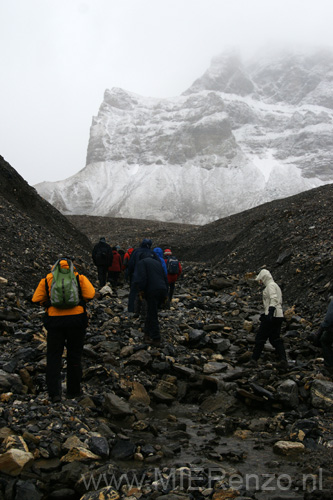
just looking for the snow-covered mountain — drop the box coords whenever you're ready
[35,47,333,224]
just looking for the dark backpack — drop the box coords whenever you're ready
[167,256,179,274]
[95,243,112,266]
[45,259,81,309]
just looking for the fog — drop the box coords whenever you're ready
[1,0,332,185]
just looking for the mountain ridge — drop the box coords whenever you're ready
[35,47,333,224]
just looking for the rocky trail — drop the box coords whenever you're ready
[0,155,333,500]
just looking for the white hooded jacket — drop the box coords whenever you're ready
[255,269,283,318]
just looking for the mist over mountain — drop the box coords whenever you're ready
[35,47,333,224]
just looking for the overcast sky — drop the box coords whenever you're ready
[1,0,333,186]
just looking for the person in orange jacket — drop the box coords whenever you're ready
[164,249,182,303]
[108,246,123,286]
[32,258,95,403]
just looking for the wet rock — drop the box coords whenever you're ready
[13,480,43,500]
[88,436,110,458]
[0,369,24,393]
[0,448,34,475]
[276,379,299,408]
[126,349,152,367]
[311,379,333,409]
[203,362,229,374]
[210,277,233,290]
[110,438,136,460]
[103,392,134,417]
[273,440,306,455]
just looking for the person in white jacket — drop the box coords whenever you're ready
[250,269,288,366]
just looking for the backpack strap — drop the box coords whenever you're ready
[76,274,86,310]
[44,278,51,308]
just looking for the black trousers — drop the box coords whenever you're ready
[97,265,108,287]
[144,290,166,340]
[252,316,286,361]
[168,282,176,301]
[108,271,120,286]
[45,318,86,397]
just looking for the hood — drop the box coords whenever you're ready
[255,269,273,285]
[51,259,75,272]
[140,238,152,248]
[153,247,164,258]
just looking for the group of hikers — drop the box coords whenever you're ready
[31,238,333,404]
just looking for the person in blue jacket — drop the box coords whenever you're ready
[133,255,168,346]
[153,247,167,276]
[127,239,158,312]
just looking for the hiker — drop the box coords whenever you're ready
[32,258,95,403]
[127,239,158,313]
[116,245,125,263]
[133,255,168,346]
[164,248,182,303]
[309,297,333,374]
[122,246,134,282]
[108,246,122,287]
[249,269,288,367]
[92,237,113,287]
[153,247,168,276]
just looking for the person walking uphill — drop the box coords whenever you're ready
[32,258,95,403]
[250,269,288,367]
[133,255,168,347]
[127,239,159,313]
[92,237,113,288]
[108,246,122,287]
[164,248,182,304]
[310,297,333,374]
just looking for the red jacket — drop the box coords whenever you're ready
[108,250,122,272]
[122,248,134,271]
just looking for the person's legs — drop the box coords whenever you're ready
[145,293,161,340]
[169,282,175,302]
[128,282,138,313]
[269,318,287,361]
[46,329,66,399]
[65,326,86,397]
[97,266,107,287]
[252,321,270,361]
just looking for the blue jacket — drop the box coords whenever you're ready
[153,247,168,276]
[134,257,168,295]
[128,241,158,282]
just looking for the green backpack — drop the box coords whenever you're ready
[46,258,81,308]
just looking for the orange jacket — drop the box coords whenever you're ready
[32,260,95,316]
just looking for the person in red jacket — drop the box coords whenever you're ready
[108,246,123,286]
[164,249,182,304]
[32,259,95,403]
[122,246,134,283]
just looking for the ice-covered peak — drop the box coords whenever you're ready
[35,47,333,225]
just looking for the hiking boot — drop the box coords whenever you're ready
[243,359,258,368]
[50,395,61,403]
[321,366,333,376]
[276,359,289,371]
[149,339,161,347]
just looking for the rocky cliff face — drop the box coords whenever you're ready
[35,48,333,224]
